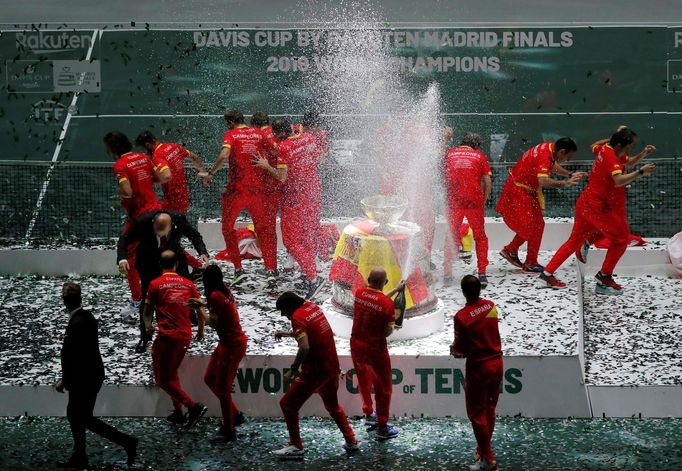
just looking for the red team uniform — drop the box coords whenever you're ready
[444,145,492,274]
[277,132,323,281]
[113,152,163,301]
[203,290,248,432]
[279,302,356,449]
[544,144,630,276]
[259,124,284,219]
[350,287,395,429]
[146,270,201,413]
[454,299,503,467]
[151,142,203,269]
[220,125,278,271]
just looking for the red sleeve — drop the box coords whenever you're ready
[178,144,190,160]
[537,147,552,177]
[113,159,129,183]
[292,315,307,340]
[604,151,624,175]
[145,280,158,305]
[190,282,200,299]
[591,143,603,155]
[152,156,170,173]
[480,151,492,176]
[222,131,233,148]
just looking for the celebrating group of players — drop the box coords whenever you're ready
[91,112,656,471]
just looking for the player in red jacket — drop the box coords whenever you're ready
[143,251,208,428]
[187,264,248,441]
[135,130,211,276]
[351,269,404,439]
[105,131,166,317]
[496,138,585,272]
[451,275,503,471]
[206,110,279,287]
[540,128,656,294]
[272,292,358,459]
[443,133,492,286]
[253,117,325,298]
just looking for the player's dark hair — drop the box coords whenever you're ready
[62,282,82,309]
[276,291,306,313]
[160,250,178,270]
[250,111,269,127]
[134,130,156,147]
[554,137,577,153]
[461,275,481,303]
[609,128,638,148]
[302,111,321,128]
[460,132,482,149]
[272,117,292,136]
[224,109,244,125]
[103,131,133,156]
[202,264,234,302]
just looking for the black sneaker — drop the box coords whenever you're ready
[229,269,247,287]
[478,274,488,288]
[167,409,187,426]
[500,248,523,268]
[233,411,246,427]
[185,402,208,429]
[266,270,279,291]
[217,425,237,442]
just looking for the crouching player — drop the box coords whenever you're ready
[451,275,503,471]
[273,292,358,459]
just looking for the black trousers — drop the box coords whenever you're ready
[66,383,134,459]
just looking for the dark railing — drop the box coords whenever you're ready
[1,159,680,243]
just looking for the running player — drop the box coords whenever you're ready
[253,118,325,298]
[451,275,503,471]
[187,264,247,441]
[351,269,404,439]
[105,131,165,318]
[496,138,586,272]
[443,133,492,286]
[135,130,211,277]
[143,250,208,428]
[272,292,358,459]
[206,110,279,287]
[540,128,656,294]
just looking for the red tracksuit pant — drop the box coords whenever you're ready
[497,180,544,266]
[448,201,489,274]
[351,345,392,428]
[221,189,277,271]
[152,334,195,412]
[545,196,629,276]
[281,189,321,281]
[279,371,355,449]
[204,339,247,431]
[465,358,503,464]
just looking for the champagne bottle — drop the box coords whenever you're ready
[393,283,407,328]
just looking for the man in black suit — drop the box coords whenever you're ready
[55,282,138,469]
[117,210,209,351]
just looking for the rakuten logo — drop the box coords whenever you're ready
[16,32,92,53]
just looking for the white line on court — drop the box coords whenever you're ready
[69,111,682,119]
[24,29,100,241]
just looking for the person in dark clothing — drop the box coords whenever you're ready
[117,210,209,352]
[55,282,138,469]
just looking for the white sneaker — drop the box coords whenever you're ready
[469,459,499,471]
[272,444,304,460]
[120,299,140,321]
[343,440,360,452]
